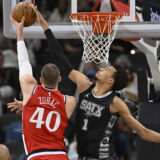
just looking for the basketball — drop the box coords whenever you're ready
[11,2,37,27]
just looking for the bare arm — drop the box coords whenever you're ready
[32,5,92,94]
[110,96,160,143]
[65,95,76,119]
[69,70,92,94]
[10,16,37,105]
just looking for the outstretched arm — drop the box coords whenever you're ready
[111,96,160,143]
[31,5,92,94]
[10,16,37,105]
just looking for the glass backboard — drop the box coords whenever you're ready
[3,0,160,39]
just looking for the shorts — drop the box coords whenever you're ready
[27,151,69,160]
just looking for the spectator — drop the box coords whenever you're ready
[114,54,131,68]
[6,116,22,142]
[0,53,14,114]
[48,0,70,22]
[0,51,20,100]
[2,48,18,69]
[0,144,10,160]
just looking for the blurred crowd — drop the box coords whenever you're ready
[0,0,152,160]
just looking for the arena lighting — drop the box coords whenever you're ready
[130,49,136,55]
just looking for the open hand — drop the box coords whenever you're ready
[7,98,23,114]
[10,15,25,33]
[31,4,49,30]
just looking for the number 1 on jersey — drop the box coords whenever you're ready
[82,119,88,131]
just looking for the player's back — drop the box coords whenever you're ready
[22,85,68,156]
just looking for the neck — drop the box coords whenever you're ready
[93,81,112,96]
[42,84,57,90]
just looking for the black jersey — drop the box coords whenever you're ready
[76,84,119,159]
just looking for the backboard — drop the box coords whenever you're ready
[3,0,160,39]
[3,0,160,92]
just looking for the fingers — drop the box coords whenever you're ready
[7,98,22,114]
[31,4,38,13]
[21,16,25,24]
[7,104,17,108]
[8,98,18,106]
[11,107,18,112]
[10,14,16,25]
[7,101,17,106]
[7,98,18,109]
[16,109,22,114]
[10,15,13,21]
[14,98,17,102]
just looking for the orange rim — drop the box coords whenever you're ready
[70,12,122,34]
[70,12,122,22]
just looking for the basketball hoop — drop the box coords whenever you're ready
[70,12,122,63]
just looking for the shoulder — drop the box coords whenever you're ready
[110,96,128,114]
[113,96,125,106]
[79,83,95,97]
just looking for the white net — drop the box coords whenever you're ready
[70,13,122,64]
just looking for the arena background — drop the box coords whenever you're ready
[1,0,160,160]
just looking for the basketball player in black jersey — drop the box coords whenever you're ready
[8,5,160,160]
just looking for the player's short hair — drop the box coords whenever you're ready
[41,63,60,87]
[112,65,128,91]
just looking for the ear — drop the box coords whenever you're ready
[58,76,62,83]
[108,78,114,84]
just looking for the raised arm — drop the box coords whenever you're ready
[65,95,76,119]
[31,5,92,94]
[111,96,160,143]
[10,16,37,105]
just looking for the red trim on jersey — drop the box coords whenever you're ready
[27,151,67,160]
[28,153,69,160]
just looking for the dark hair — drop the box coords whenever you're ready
[112,65,129,91]
[41,63,60,86]
[123,66,134,83]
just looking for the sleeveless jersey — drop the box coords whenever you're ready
[22,85,68,155]
[76,84,119,159]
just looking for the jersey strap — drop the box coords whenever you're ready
[32,85,38,95]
